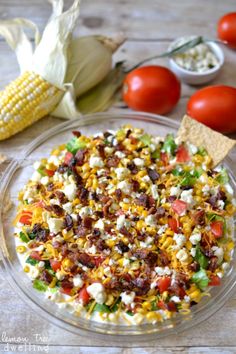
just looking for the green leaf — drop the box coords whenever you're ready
[172,167,184,176]
[191,268,209,290]
[151,150,160,159]
[126,310,134,316]
[151,300,158,311]
[216,168,229,184]
[110,297,121,313]
[19,231,30,243]
[162,134,177,156]
[66,137,87,154]
[139,133,152,147]
[26,256,39,266]
[33,279,48,292]
[28,232,37,240]
[37,168,46,176]
[93,303,111,313]
[195,245,208,269]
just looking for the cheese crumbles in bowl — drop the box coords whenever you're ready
[13,124,235,326]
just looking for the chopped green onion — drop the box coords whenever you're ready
[66,137,87,154]
[194,245,208,269]
[126,310,134,316]
[191,268,209,290]
[93,303,111,313]
[216,168,229,184]
[26,256,39,266]
[139,133,152,147]
[162,134,177,156]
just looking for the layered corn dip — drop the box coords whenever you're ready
[14,125,235,325]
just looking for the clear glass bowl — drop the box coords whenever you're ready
[0,112,236,342]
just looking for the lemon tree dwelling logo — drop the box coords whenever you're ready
[1,332,49,352]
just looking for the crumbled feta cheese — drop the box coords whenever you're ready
[117,215,130,230]
[170,296,181,303]
[56,271,65,281]
[123,259,130,266]
[202,184,210,195]
[145,214,156,227]
[31,171,41,182]
[115,151,125,159]
[150,185,159,200]
[48,155,60,167]
[212,246,224,263]
[104,147,114,155]
[170,186,181,196]
[176,248,188,263]
[190,248,196,257]
[173,233,186,248]
[48,218,64,234]
[97,169,106,177]
[199,175,208,183]
[120,291,135,305]
[189,232,201,245]
[63,183,77,201]
[94,219,104,230]
[224,183,233,195]
[117,181,131,194]
[79,206,93,218]
[184,295,190,303]
[87,283,106,304]
[188,143,198,155]
[180,189,194,205]
[33,161,41,170]
[133,158,145,167]
[158,224,168,235]
[142,175,151,183]
[155,266,171,276]
[73,274,84,288]
[62,202,73,214]
[87,245,97,255]
[41,176,49,185]
[115,167,130,180]
[89,156,104,168]
[217,200,225,210]
[222,262,230,272]
[38,261,45,269]
[29,267,39,279]
[103,266,112,277]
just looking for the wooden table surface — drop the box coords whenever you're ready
[0,1,236,353]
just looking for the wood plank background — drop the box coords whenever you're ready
[0,1,236,353]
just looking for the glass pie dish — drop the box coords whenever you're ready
[0,111,236,341]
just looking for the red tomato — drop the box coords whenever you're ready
[94,256,105,267]
[157,277,171,294]
[167,301,177,312]
[60,287,72,296]
[50,260,62,272]
[176,145,190,163]
[168,217,179,233]
[64,151,73,165]
[211,221,224,238]
[45,169,55,177]
[78,287,90,305]
[218,12,236,49]
[30,251,42,261]
[157,300,166,310]
[19,211,32,225]
[172,200,187,216]
[187,86,236,133]
[123,65,181,114]
[208,275,221,286]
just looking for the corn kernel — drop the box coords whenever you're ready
[49,277,57,288]
[137,220,145,231]
[146,311,158,321]
[142,301,151,310]
[105,294,114,306]
[106,239,116,248]
[24,265,30,273]
[130,261,140,270]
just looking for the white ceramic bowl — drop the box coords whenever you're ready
[168,38,224,85]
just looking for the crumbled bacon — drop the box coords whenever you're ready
[72,130,81,137]
[115,188,122,200]
[208,256,218,271]
[135,193,149,207]
[82,216,93,229]
[147,168,160,182]
[106,156,120,167]
[77,253,96,268]
[64,214,74,231]
[127,161,138,174]
[55,190,68,204]
[96,144,105,159]
[131,179,140,192]
[51,204,64,217]
[117,241,129,253]
[41,270,53,284]
[158,250,170,266]
[75,149,86,166]
[78,187,89,203]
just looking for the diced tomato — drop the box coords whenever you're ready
[208,275,221,286]
[19,210,32,225]
[168,217,179,233]
[211,221,224,238]
[64,151,73,165]
[60,287,72,295]
[160,152,169,165]
[176,144,190,163]
[78,286,90,305]
[94,256,105,267]
[157,300,166,310]
[157,276,171,294]
[45,169,55,177]
[50,259,62,272]
[172,199,187,216]
[30,251,42,261]
[167,301,177,312]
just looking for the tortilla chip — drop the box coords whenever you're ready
[177,115,236,167]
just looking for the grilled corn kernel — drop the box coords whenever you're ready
[49,277,57,288]
[137,220,145,231]
[162,237,173,249]
[146,311,158,321]
[189,290,201,302]
[142,301,151,310]
[62,258,73,269]
[106,239,116,248]
[130,261,140,270]
[24,265,30,273]
[105,294,114,306]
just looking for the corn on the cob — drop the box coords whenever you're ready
[0,71,63,140]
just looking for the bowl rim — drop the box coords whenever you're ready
[168,36,225,76]
[0,111,235,342]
